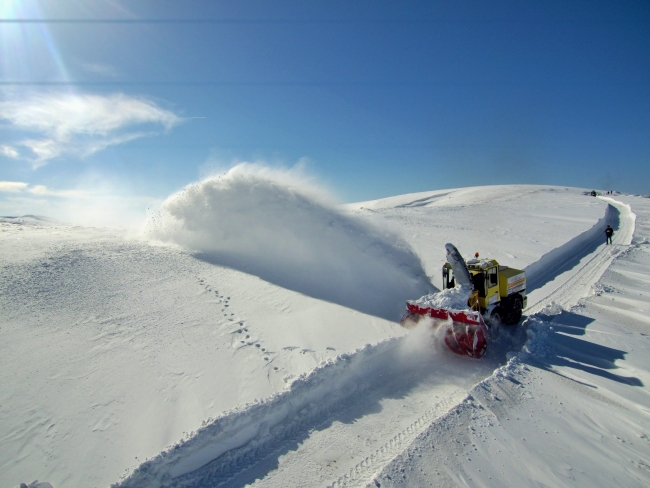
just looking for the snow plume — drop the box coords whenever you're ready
[146,164,433,319]
[399,317,446,359]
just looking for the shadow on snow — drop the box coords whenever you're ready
[528,310,643,387]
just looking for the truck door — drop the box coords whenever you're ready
[485,266,499,306]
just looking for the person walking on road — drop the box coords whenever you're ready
[605,225,614,245]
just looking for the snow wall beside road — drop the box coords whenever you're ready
[524,203,619,291]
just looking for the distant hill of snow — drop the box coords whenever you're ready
[0,215,67,226]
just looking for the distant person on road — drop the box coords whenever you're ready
[605,225,614,245]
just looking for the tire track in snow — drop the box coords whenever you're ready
[327,392,461,488]
[115,332,495,488]
[115,199,634,488]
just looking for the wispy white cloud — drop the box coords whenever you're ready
[1,145,20,159]
[0,181,86,198]
[17,139,60,165]
[28,185,88,199]
[0,92,183,167]
[0,181,28,193]
[79,61,119,78]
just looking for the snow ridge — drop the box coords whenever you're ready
[115,339,411,487]
[0,215,65,226]
[526,199,636,314]
[524,202,617,290]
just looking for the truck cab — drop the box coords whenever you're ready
[443,258,527,325]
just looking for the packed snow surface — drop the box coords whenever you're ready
[346,185,610,289]
[3,184,648,488]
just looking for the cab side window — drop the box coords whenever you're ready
[487,267,498,287]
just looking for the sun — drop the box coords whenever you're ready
[0,0,72,84]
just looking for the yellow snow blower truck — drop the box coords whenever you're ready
[402,244,528,358]
[441,247,527,326]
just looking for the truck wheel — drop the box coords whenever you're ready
[510,296,523,324]
[500,296,523,325]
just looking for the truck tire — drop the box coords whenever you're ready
[510,296,523,324]
[501,296,523,325]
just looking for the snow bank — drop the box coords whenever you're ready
[114,336,441,487]
[519,302,563,359]
[524,203,618,290]
[146,164,433,319]
[16,482,54,488]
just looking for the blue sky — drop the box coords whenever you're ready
[0,1,648,224]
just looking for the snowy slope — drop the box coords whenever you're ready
[114,192,631,488]
[344,185,608,289]
[0,179,638,488]
[0,226,409,488]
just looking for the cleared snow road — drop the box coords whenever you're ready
[525,197,636,314]
[118,198,633,488]
[374,195,648,488]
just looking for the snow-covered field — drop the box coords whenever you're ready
[2,177,648,487]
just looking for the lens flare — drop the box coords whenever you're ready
[1,0,73,89]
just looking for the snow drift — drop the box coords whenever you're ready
[114,329,467,488]
[146,164,433,319]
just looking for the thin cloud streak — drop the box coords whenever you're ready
[28,185,88,198]
[0,181,86,198]
[79,61,120,78]
[1,145,19,158]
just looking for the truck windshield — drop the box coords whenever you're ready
[443,268,455,289]
[472,272,485,296]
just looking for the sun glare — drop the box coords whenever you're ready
[1,0,72,85]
